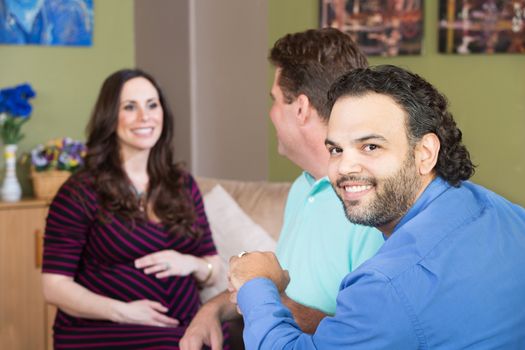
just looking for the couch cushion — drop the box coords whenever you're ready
[196,177,291,240]
[200,184,278,302]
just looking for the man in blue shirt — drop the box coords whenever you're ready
[229,65,525,349]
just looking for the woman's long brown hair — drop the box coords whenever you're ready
[80,69,200,238]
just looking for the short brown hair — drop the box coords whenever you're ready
[269,28,368,120]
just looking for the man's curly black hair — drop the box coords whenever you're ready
[327,65,475,187]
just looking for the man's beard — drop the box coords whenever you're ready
[335,154,421,228]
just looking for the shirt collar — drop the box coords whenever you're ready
[302,171,331,192]
[393,177,451,234]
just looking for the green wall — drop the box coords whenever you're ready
[1,1,523,206]
[0,0,134,195]
[268,0,525,207]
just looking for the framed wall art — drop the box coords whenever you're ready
[439,0,525,54]
[0,0,93,46]
[320,0,424,56]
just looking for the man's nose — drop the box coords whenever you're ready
[338,153,363,175]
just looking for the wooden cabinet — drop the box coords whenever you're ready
[0,200,51,350]
[46,305,56,350]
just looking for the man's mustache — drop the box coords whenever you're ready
[335,175,377,188]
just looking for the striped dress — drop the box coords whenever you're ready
[42,172,229,349]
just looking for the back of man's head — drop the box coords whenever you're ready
[269,28,367,120]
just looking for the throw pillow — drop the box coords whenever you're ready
[200,184,277,302]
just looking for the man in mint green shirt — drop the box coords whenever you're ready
[268,29,383,324]
[180,28,383,348]
[277,172,383,315]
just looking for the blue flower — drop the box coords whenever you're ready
[0,83,36,144]
[0,83,35,117]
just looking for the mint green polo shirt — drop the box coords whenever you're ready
[276,172,384,314]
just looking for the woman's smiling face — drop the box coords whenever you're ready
[116,77,164,160]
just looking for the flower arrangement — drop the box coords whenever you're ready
[29,138,86,200]
[31,137,87,172]
[0,83,36,145]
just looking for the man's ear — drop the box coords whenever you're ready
[295,94,311,126]
[415,133,440,176]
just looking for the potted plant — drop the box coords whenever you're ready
[30,137,86,200]
[0,83,36,202]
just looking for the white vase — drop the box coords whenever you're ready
[1,144,22,202]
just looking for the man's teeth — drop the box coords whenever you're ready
[133,128,153,135]
[344,185,372,193]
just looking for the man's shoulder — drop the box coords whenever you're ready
[360,180,525,280]
[419,180,525,236]
[461,181,525,215]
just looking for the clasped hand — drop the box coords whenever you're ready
[227,251,290,311]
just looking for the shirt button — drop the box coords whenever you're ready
[308,196,315,203]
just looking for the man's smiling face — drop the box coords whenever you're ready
[326,93,422,235]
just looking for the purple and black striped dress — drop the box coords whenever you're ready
[42,172,229,349]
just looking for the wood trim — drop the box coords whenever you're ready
[36,229,44,269]
[0,199,49,210]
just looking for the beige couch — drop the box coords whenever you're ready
[196,177,291,241]
[195,177,292,350]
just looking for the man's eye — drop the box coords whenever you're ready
[363,144,379,152]
[329,147,342,155]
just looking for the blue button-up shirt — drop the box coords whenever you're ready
[238,177,525,349]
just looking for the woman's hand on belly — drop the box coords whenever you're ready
[135,249,199,279]
[112,299,180,327]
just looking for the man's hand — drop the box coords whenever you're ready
[179,304,223,350]
[229,251,290,292]
[180,291,239,350]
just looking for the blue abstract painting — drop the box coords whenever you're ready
[0,0,93,46]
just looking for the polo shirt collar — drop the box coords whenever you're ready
[302,171,331,193]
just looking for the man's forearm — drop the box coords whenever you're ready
[281,294,328,334]
[205,290,241,322]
